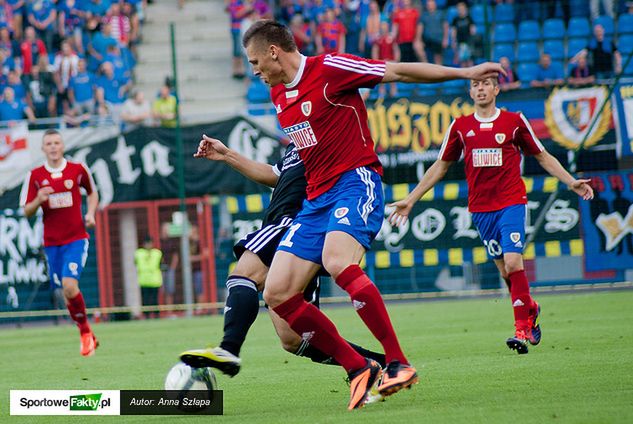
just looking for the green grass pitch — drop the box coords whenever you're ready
[2,290,633,423]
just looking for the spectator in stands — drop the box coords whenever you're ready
[57,0,87,55]
[590,0,614,20]
[498,56,520,91]
[0,0,15,33]
[419,0,448,65]
[152,84,176,128]
[253,0,272,19]
[227,0,249,79]
[121,88,151,129]
[87,21,118,73]
[67,57,95,123]
[531,53,564,88]
[121,1,140,54]
[290,14,314,56]
[0,27,18,57]
[7,69,25,100]
[27,0,56,52]
[96,61,128,123]
[7,0,24,40]
[315,7,346,54]
[20,26,47,75]
[547,0,570,25]
[53,40,79,114]
[392,0,421,62]
[104,43,132,86]
[0,47,15,75]
[451,1,475,67]
[341,0,363,56]
[36,54,57,115]
[372,20,398,98]
[0,86,35,122]
[359,0,381,58]
[87,0,110,18]
[580,24,621,79]
[568,52,595,86]
[105,2,131,45]
[25,63,56,118]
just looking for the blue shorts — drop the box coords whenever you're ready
[44,239,89,288]
[277,167,384,265]
[471,204,526,260]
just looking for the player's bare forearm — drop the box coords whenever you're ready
[535,151,576,186]
[86,191,99,216]
[223,149,279,187]
[382,61,504,84]
[407,160,452,204]
[23,200,40,218]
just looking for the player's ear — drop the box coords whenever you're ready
[270,45,279,61]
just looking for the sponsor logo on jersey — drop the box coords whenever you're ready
[48,192,73,209]
[510,232,521,243]
[64,179,74,189]
[466,130,476,137]
[479,122,493,131]
[495,133,506,144]
[334,207,349,219]
[472,148,502,167]
[282,121,318,150]
[301,101,312,117]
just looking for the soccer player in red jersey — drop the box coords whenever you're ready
[389,77,594,354]
[240,20,503,409]
[20,129,100,357]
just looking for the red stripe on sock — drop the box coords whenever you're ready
[273,293,366,372]
[67,292,91,335]
[336,265,408,364]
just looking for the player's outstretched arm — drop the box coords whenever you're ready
[193,134,279,187]
[382,61,505,84]
[388,160,453,226]
[534,151,594,200]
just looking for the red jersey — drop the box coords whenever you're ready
[317,20,346,54]
[376,34,396,61]
[392,8,420,44]
[272,54,385,200]
[20,159,95,247]
[439,109,544,212]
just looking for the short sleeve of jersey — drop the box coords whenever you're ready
[19,171,36,207]
[321,53,386,92]
[438,119,463,161]
[78,163,95,194]
[515,113,544,156]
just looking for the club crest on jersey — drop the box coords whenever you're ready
[495,133,506,144]
[334,207,349,219]
[301,101,312,117]
[42,179,50,185]
[510,232,521,243]
[64,179,74,189]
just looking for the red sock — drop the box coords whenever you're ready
[273,293,366,373]
[67,292,91,335]
[508,270,533,332]
[336,265,408,365]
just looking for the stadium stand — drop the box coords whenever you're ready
[568,17,591,40]
[543,18,566,40]
[517,21,541,42]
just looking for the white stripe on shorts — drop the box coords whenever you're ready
[245,216,293,253]
[355,167,376,224]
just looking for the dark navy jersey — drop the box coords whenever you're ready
[263,143,307,225]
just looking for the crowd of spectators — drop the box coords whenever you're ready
[228,0,633,100]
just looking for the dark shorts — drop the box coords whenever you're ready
[233,216,321,307]
[423,38,443,55]
[399,42,417,62]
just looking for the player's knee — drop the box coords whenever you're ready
[263,287,284,308]
[322,257,351,280]
[62,279,79,298]
[504,261,523,275]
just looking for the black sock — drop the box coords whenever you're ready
[218,276,259,357]
[294,339,386,368]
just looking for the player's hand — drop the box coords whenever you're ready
[387,199,414,226]
[36,186,54,203]
[465,62,506,81]
[85,213,96,228]
[193,135,230,161]
[570,179,594,200]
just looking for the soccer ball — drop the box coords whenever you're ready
[165,362,217,394]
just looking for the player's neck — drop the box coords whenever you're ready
[282,52,305,86]
[475,104,498,120]
[46,158,65,170]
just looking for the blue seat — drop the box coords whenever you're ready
[551,61,565,79]
[246,81,270,103]
[493,23,516,44]
[624,58,633,76]
[517,21,540,42]
[594,15,614,37]
[441,79,467,95]
[416,83,439,97]
[517,42,540,63]
[568,17,591,39]
[493,43,515,62]
[395,82,415,97]
[543,40,565,60]
[543,18,566,40]
[446,6,458,27]
[518,63,539,85]
[618,14,633,35]
[471,4,492,25]
[494,3,515,23]
[567,38,588,58]
[619,35,633,55]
